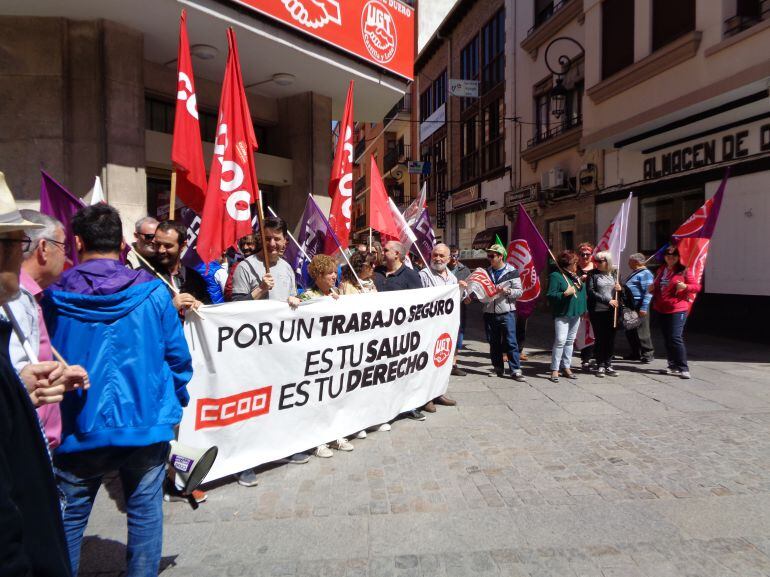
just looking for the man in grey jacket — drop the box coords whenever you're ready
[482,244,526,381]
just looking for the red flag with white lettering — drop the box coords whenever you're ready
[172,10,207,215]
[197,28,258,264]
[325,80,354,253]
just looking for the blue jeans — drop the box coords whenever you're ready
[484,312,521,374]
[551,316,581,371]
[658,311,689,371]
[54,442,169,577]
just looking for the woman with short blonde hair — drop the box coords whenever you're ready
[586,250,621,377]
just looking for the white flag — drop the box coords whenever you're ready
[595,192,632,268]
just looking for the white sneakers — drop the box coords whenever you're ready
[376,423,392,432]
[355,430,367,439]
[331,438,354,451]
[315,444,334,458]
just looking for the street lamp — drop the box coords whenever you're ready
[544,37,585,120]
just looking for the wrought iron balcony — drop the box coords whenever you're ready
[527,114,582,148]
[527,0,572,37]
[383,143,411,174]
[383,94,412,124]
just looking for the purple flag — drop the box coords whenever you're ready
[180,207,204,269]
[285,195,342,289]
[40,170,85,266]
[410,207,436,262]
[506,204,550,319]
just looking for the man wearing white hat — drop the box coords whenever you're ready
[0,171,75,577]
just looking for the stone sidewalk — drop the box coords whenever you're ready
[79,313,770,577]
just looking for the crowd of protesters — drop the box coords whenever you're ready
[0,167,702,576]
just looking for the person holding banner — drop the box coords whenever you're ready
[151,220,211,310]
[648,246,701,379]
[295,255,357,456]
[223,233,258,301]
[231,217,296,303]
[419,244,461,409]
[374,240,422,292]
[546,251,587,382]
[483,244,526,382]
[126,216,159,270]
[586,251,622,378]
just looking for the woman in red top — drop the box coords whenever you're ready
[649,246,701,379]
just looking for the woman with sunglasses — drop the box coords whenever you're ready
[648,245,701,378]
[586,251,622,377]
[576,242,596,370]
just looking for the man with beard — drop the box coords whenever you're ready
[151,220,210,311]
[231,217,296,303]
[224,233,258,301]
[419,243,462,410]
[230,217,300,485]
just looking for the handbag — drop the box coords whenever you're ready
[622,308,642,330]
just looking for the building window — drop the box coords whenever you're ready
[460,36,479,111]
[461,116,479,183]
[530,77,582,147]
[639,189,703,253]
[652,0,695,51]
[481,97,504,174]
[601,0,634,79]
[420,136,446,201]
[420,69,447,121]
[481,9,505,93]
[725,0,768,37]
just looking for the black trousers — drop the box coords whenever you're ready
[589,310,617,367]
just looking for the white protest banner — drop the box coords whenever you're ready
[179,285,460,482]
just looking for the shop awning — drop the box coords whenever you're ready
[472,226,508,250]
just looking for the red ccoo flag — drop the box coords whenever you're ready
[325,80,354,253]
[197,28,259,264]
[172,10,207,215]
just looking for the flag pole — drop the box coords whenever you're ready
[130,249,206,319]
[545,247,578,299]
[254,193,271,275]
[267,206,310,262]
[368,228,372,253]
[169,170,177,220]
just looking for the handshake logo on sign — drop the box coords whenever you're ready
[281,0,342,29]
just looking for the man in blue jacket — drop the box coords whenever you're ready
[623,253,655,363]
[42,204,193,577]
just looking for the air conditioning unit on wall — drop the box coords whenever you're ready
[540,168,565,190]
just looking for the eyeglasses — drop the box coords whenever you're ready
[0,236,32,251]
[486,253,499,258]
[44,238,68,252]
[664,252,678,256]
[595,258,607,263]
[138,233,155,242]
[579,252,592,257]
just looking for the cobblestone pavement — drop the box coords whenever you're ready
[79,312,770,576]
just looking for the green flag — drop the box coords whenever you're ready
[494,234,507,259]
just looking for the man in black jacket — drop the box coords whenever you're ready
[0,172,73,576]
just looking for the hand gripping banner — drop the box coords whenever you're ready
[179,285,460,481]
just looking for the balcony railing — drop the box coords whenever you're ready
[527,114,582,148]
[383,143,412,174]
[355,175,366,195]
[527,0,572,37]
[383,94,412,124]
[724,1,770,37]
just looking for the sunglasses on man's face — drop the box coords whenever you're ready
[486,253,499,259]
[139,233,155,242]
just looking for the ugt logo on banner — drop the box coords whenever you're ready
[433,333,453,368]
[361,0,396,63]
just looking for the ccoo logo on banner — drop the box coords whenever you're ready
[179,286,460,481]
[507,240,540,304]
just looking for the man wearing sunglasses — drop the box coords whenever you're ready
[126,216,159,270]
[483,244,526,382]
